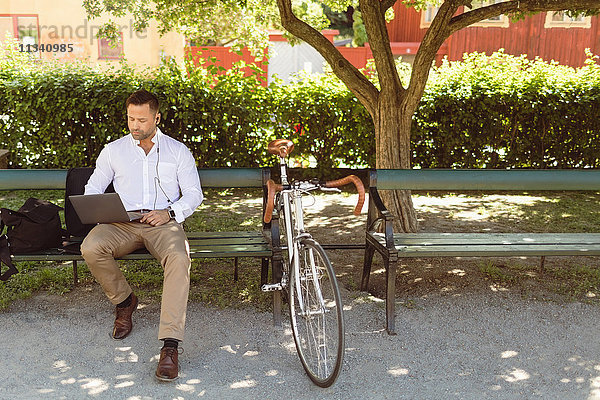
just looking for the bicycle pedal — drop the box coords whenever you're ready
[261,283,283,292]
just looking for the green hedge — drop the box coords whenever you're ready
[413,51,600,168]
[1,50,599,170]
[0,60,274,168]
[270,73,373,171]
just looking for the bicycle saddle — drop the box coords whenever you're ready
[268,139,294,158]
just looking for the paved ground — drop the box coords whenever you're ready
[1,285,600,399]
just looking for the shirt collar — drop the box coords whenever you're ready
[131,127,163,146]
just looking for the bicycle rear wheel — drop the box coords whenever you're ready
[289,238,344,387]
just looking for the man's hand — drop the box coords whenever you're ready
[140,209,171,226]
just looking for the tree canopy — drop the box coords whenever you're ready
[84,0,600,233]
[82,0,331,50]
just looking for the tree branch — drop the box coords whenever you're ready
[360,0,403,95]
[448,0,600,34]
[276,0,379,115]
[405,0,459,112]
[381,0,396,11]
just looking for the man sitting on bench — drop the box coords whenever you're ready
[80,89,203,382]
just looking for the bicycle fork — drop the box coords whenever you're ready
[261,191,327,317]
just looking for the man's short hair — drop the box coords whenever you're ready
[126,89,159,113]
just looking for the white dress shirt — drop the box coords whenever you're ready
[84,128,203,223]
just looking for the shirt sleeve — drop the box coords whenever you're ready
[170,146,203,223]
[84,146,114,195]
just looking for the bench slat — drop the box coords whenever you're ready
[11,254,83,262]
[120,245,272,259]
[383,233,600,245]
[369,233,600,257]
[376,169,600,191]
[0,168,267,190]
[11,245,272,261]
[395,245,600,257]
[186,231,266,238]
[187,237,267,245]
[67,231,267,242]
[11,231,271,262]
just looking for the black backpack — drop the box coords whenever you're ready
[0,198,64,281]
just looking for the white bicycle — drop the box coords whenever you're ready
[262,139,365,387]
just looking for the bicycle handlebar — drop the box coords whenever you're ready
[263,175,365,223]
[323,175,365,216]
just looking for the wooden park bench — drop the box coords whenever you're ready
[0,168,280,319]
[362,169,600,334]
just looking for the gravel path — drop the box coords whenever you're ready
[1,285,600,399]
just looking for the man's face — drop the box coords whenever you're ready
[127,103,159,142]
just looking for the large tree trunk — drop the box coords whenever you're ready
[374,92,418,233]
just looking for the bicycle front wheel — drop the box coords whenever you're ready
[289,238,344,387]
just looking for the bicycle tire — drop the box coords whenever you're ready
[289,238,344,387]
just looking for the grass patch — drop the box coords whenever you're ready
[479,261,531,285]
[488,192,600,233]
[0,190,66,210]
[184,188,263,232]
[189,259,271,311]
[117,258,272,312]
[414,190,600,233]
[0,261,93,310]
[546,264,600,299]
[479,259,600,302]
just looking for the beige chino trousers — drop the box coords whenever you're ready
[80,220,191,341]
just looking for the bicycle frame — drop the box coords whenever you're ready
[277,155,326,316]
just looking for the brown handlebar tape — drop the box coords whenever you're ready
[324,175,365,216]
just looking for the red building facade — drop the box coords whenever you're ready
[386,3,600,67]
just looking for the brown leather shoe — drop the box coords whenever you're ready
[155,346,180,382]
[112,293,138,340]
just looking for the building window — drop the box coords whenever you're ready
[98,34,124,60]
[420,5,440,28]
[544,11,592,28]
[0,14,39,45]
[464,0,510,28]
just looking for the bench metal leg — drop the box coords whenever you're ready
[385,256,397,335]
[273,292,282,328]
[233,258,239,281]
[539,256,546,273]
[73,260,78,286]
[260,258,269,286]
[271,254,284,328]
[361,244,376,291]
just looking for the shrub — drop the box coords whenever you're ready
[0,58,273,168]
[269,73,374,171]
[1,50,599,170]
[413,50,600,168]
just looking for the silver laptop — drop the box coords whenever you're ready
[69,193,145,224]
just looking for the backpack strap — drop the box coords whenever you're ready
[0,235,18,281]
